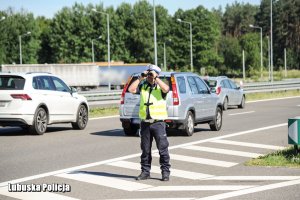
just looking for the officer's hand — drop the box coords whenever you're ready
[151,71,158,79]
[140,71,148,80]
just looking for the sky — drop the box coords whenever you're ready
[0,0,261,18]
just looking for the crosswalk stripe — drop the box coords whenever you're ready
[153,154,238,168]
[196,178,300,200]
[210,139,285,150]
[111,198,194,200]
[141,185,257,192]
[0,187,78,200]
[55,172,152,191]
[181,145,262,158]
[228,111,255,116]
[204,176,300,181]
[106,161,214,180]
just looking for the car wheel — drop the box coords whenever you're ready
[29,107,48,135]
[183,111,194,136]
[123,123,139,136]
[209,107,222,131]
[223,97,228,110]
[72,104,88,130]
[238,96,245,109]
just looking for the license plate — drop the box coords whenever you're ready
[132,118,140,124]
[0,102,7,107]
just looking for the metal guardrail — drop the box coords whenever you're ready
[79,80,300,102]
[242,80,300,93]
[80,90,122,101]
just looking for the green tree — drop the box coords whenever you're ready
[37,16,52,63]
[223,2,258,37]
[240,33,261,75]
[172,6,222,74]
[114,3,134,62]
[219,36,242,75]
[129,0,153,63]
[256,0,300,70]
[0,8,40,64]
[50,3,95,63]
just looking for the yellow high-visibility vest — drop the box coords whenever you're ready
[139,83,168,120]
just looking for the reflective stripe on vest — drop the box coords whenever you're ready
[139,84,168,120]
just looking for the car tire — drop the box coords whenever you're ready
[183,111,194,136]
[209,107,222,131]
[238,96,245,109]
[29,107,48,135]
[123,123,139,136]
[72,104,88,130]
[223,97,228,111]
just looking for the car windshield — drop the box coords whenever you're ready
[0,75,25,90]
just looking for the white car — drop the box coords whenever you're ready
[0,72,89,135]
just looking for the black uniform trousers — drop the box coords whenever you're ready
[140,121,171,175]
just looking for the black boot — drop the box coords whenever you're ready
[136,172,150,180]
[161,173,170,181]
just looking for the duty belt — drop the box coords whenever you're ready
[142,119,163,123]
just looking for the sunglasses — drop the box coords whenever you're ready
[147,72,154,77]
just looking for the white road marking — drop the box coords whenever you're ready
[196,178,300,200]
[204,176,300,181]
[163,123,287,152]
[141,185,257,192]
[55,172,152,191]
[228,111,255,116]
[0,123,287,188]
[211,139,285,150]
[0,187,78,200]
[155,154,238,168]
[111,199,194,200]
[106,161,214,180]
[181,145,262,158]
[0,153,140,188]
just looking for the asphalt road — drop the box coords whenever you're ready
[0,96,300,200]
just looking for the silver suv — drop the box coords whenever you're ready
[204,76,245,110]
[119,72,223,136]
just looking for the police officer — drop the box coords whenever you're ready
[128,64,171,181]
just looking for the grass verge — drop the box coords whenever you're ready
[245,146,300,168]
[89,107,119,118]
[246,90,300,101]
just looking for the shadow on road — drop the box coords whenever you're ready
[90,127,211,137]
[0,126,73,136]
[72,171,135,179]
[90,129,125,137]
[71,170,161,181]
